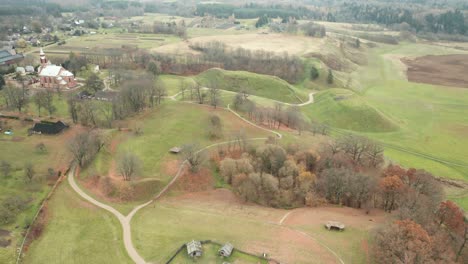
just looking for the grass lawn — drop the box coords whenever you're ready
[78,101,270,214]
[302,88,398,132]
[116,101,270,181]
[0,119,74,263]
[293,226,370,264]
[45,32,181,54]
[196,68,305,103]
[158,74,196,96]
[132,198,335,264]
[303,42,468,180]
[23,183,132,264]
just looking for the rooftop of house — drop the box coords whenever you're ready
[32,121,68,135]
[0,49,23,64]
[39,64,73,77]
[186,240,202,254]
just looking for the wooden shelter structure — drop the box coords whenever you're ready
[325,221,345,231]
[169,147,182,154]
[218,243,234,257]
[186,240,202,257]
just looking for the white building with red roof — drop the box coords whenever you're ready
[38,48,76,89]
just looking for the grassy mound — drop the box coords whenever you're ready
[303,89,399,132]
[195,68,302,104]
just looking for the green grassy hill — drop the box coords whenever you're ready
[195,68,303,104]
[303,88,399,132]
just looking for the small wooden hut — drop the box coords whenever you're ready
[218,243,234,257]
[325,221,345,231]
[186,240,202,257]
[169,147,182,154]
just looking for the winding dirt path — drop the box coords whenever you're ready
[66,101,346,264]
[168,88,316,107]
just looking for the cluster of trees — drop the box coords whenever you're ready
[336,3,467,35]
[68,131,104,168]
[217,132,387,208]
[215,134,467,261]
[195,3,319,20]
[301,22,326,38]
[374,165,468,263]
[219,144,320,207]
[68,76,166,128]
[233,93,307,133]
[0,195,29,225]
[255,15,269,28]
[152,21,187,39]
[190,41,305,83]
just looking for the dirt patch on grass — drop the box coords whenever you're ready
[173,168,215,193]
[402,54,468,88]
[0,229,11,248]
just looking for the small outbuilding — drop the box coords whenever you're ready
[25,66,35,73]
[15,67,25,75]
[186,240,202,258]
[218,243,234,257]
[169,147,182,154]
[325,221,345,231]
[32,121,68,135]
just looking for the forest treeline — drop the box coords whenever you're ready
[196,2,467,36]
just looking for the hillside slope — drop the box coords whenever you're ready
[303,89,399,132]
[196,68,303,104]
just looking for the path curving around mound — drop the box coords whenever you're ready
[66,101,346,264]
[167,88,316,107]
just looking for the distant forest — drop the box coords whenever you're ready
[0,0,466,36]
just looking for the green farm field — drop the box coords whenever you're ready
[301,42,468,181]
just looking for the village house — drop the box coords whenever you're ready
[0,48,23,66]
[38,48,76,89]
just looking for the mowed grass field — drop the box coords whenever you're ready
[78,101,271,214]
[132,189,378,264]
[23,183,132,264]
[45,32,181,55]
[0,119,75,263]
[196,68,306,103]
[356,43,468,180]
[116,101,270,180]
[303,88,399,132]
[301,42,468,181]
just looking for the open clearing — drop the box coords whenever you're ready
[153,33,325,55]
[0,119,76,263]
[78,102,271,214]
[23,183,131,264]
[403,54,468,88]
[132,189,383,264]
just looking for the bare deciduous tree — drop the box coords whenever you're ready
[117,151,141,181]
[24,163,35,182]
[68,131,103,167]
[182,143,206,173]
